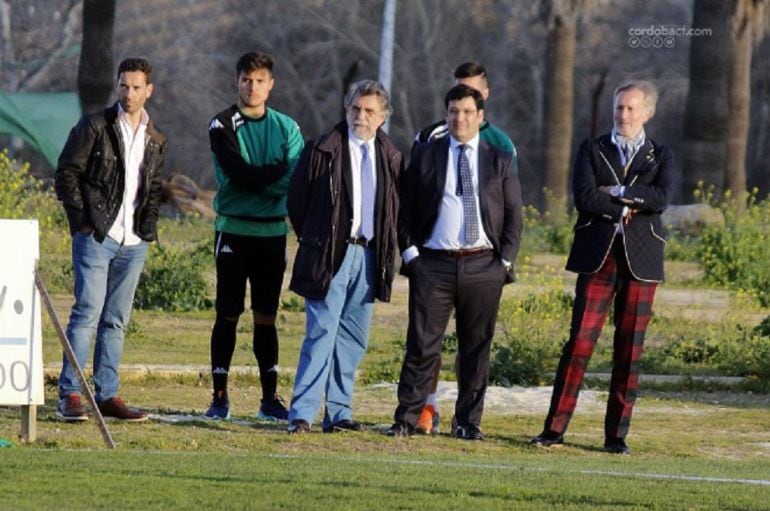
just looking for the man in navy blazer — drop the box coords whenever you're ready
[532,80,675,455]
[387,84,523,440]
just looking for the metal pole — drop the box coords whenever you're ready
[35,271,115,449]
[378,0,397,132]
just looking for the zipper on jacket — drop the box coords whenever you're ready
[328,158,336,266]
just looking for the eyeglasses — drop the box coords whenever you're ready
[447,108,479,117]
[348,105,383,118]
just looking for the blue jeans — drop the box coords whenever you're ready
[289,244,374,428]
[58,233,148,402]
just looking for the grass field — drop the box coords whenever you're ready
[1,217,769,510]
[2,383,770,510]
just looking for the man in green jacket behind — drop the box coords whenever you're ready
[205,51,304,421]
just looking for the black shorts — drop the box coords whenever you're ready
[214,231,287,317]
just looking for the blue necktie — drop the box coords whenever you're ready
[360,143,374,240]
[456,144,479,244]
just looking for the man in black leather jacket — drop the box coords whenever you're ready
[532,80,675,455]
[54,57,165,423]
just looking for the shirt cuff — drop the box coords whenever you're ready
[403,245,420,264]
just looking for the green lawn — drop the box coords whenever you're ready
[3,217,769,510]
[1,379,770,510]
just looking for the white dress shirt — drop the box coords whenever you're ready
[347,130,377,241]
[108,104,148,246]
[403,135,491,263]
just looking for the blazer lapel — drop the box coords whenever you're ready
[431,138,450,207]
[477,142,494,223]
[597,135,624,184]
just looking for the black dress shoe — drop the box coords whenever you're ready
[454,423,484,441]
[604,437,631,455]
[323,419,366,433]
[386,420,414,437]
[530,430,564,448]
[288,419,311,434]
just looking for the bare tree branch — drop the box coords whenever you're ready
[19,0,81,90]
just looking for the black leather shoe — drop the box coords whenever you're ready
[386,421,414,437]
[604,437,631,455]
[454,423,484,441]
[288,419,311,434]
[530,430,564,448]
[323,419,366,433]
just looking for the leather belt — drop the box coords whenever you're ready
[422,246,492,257]
[347,236,372,247]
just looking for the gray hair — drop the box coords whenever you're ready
[613,80,658,118]
[344,79,392,116]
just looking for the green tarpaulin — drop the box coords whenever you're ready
[0,92,81,170]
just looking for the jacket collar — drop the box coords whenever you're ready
[597,133,655,182]
[105,102,165,145]
[317,121,400,162]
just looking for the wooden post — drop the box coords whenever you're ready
[35,272,115,449]
[19,405,36,443]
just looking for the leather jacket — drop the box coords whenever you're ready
[55,102,166,243]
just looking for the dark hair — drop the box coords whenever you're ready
[117,58,153,82]
[236,52,274,76]
[344,79,392,116]
[454,62,487,80]
[444,84,484,111]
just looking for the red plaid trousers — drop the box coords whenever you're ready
[543,242,657,440]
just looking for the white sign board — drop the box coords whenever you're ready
[0,219,44,405]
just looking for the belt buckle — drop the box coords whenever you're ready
[349,236,368,247]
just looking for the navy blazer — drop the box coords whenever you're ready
[399,137,523,282]
[565,133,675,282]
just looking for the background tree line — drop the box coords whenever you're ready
[1,0,769,209]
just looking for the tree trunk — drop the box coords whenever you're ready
[77,0,116,114]
[725,1,752,203]
[0,0,17,90]
[680,0,731,202]
[543,11,576,211]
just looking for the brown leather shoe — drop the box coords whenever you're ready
[97,397,148,422]
[56,393,88,422]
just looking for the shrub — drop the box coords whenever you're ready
[698,192,770,306]
[663,233,700,262]
[753,315,770,338]
[0,150,32,219]
[0,150,71,292]
[520,192,577,256]
[0,150,66,229]
[359,339,405,385]
[134,242,213,311]
[491,268,574,386]
[280,296,305,312]
[642,318,770,381]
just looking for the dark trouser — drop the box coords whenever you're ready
[395,249,505,428]
[544,241,657,440]
[210,232,286,397]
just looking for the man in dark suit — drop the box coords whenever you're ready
[387,84,523,440]
[531,80,675,455]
